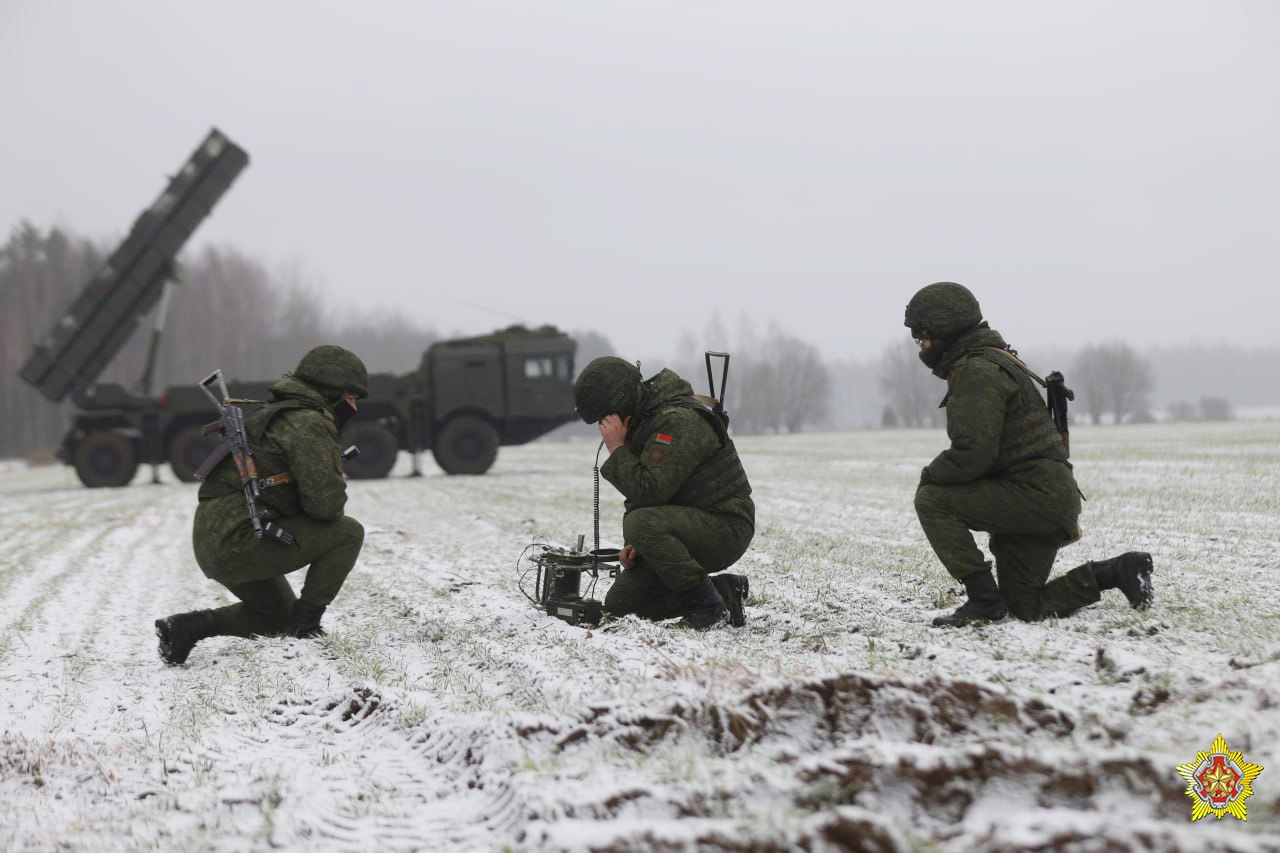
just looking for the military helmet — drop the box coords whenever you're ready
[573,356,642,424]
[293,345,369,399]
[903,281,983,340]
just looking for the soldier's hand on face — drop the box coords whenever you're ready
[598,414,631,453]
[619,544,638,570]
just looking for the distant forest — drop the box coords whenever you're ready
[2,222,1276,459]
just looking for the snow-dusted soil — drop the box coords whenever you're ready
[1,422,1277,851]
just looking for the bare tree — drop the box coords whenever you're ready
[878,339,941,428]
[0,224,438,460]
[0,222,99,458]
[763,326,831,432]
[1072,342,1154,424]
[670,315,832,434]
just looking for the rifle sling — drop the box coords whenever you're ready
[194,442,230,481]
[984,347,1047,387]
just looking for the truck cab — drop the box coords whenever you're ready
[340,324,577,478]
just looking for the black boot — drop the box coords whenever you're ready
[1092,551,1154,609]
[678,577,726,630]
[711,573,749,628]
[932,570,1008,628]
[290,600,328,638]
[155,609,218,665]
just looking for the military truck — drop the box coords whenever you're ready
[341,325,577,479]
[163,325,578,483]
[19,130,578,487]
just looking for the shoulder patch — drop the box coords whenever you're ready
[642,431,674,467]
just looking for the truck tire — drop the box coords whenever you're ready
[342,423,399,479]
[74,430,139,488]
[169,424,220,483]
[432,415,499,475]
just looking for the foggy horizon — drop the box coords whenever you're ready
[2,1,1277,362]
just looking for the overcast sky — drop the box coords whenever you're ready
[2,1,1277,362]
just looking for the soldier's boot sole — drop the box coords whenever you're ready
[712,574,749,628]
[1114,551,1154,610]
[155,610,217,666]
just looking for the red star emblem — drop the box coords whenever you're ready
[1195,755,1242,807]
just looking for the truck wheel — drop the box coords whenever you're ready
[73,430,139,488]
[169,425,220,483]
[342,423,399,479]
[432,415,499,475]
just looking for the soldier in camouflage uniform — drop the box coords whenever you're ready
[905,282,1154,627]
[574,357,754,628]
[155,345,369,664]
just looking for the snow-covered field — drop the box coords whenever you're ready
[2,422,1277,851]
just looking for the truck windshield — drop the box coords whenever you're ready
[524,354,571,381]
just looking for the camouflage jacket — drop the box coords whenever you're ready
[196,377,350,540]
[923,325,1072,487]
[601,369,754,525]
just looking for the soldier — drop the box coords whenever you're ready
[155,345,369,664]
[904,282,1154,627]
[573,356,754,628]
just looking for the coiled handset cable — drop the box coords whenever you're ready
[593,439,605,571]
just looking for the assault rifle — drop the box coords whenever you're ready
[197,369,297,545]
[699,350,731,427]
[1044,370,1074,455]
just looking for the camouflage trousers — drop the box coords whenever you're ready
[193,507,364,638]
[914,473,1099,621]
[604,505,753,621]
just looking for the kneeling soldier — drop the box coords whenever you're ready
[904,282,1154,627]
[573,356,754,628]
[156,345,369,664]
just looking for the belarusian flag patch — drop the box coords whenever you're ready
[654,433,674,446]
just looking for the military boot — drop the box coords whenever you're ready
[290,600,328,638]
[1092,551,1154,609]
[711,573,749,628]
[678,577,726,630]
[932,570,1008,628]
[155,609,218,665]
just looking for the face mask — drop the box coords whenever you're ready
[918,342,946,369]
[334,399,357,431]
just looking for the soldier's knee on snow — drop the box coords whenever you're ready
[1004,598,1040,623]
[254,600,295,634]
[603,577,640,618]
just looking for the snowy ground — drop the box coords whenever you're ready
[1,422,1277,851]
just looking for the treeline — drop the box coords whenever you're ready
[0,222,440,459]
[4,222,1276,460]
[658,314,1280,432]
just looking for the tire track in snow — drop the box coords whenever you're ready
[0,481,200,737]
[178,683,532,849]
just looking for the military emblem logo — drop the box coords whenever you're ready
[1175,733,1264,821]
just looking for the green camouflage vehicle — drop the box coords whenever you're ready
[163,325,578,483]
[21,129,577,487]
